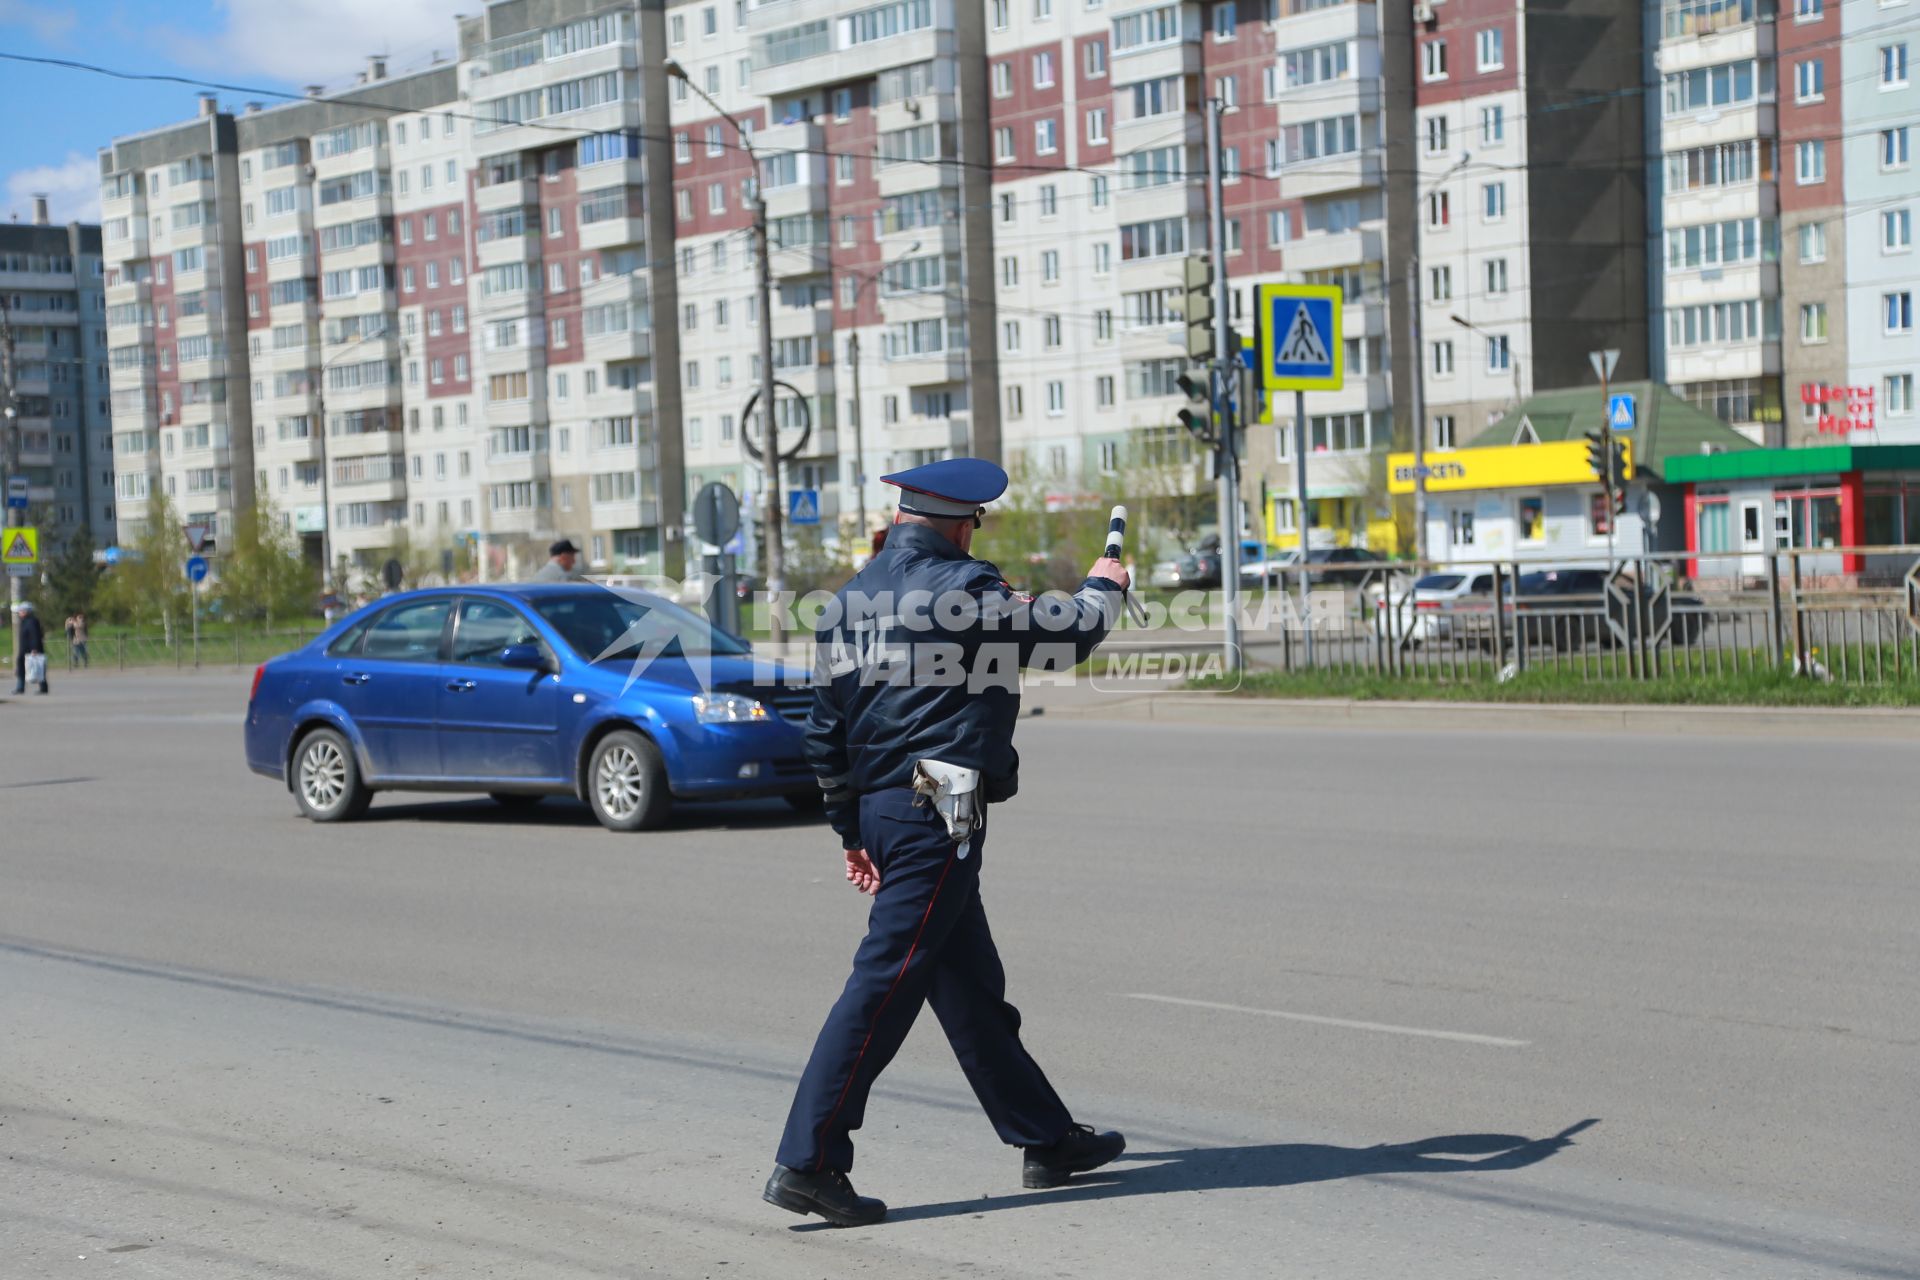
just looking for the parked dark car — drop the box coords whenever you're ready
[1507,568,1702,650]
[1304,547,1391,585]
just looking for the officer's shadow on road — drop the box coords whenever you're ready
[874,1120,1600,1225]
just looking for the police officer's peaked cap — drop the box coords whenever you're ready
[881,458,1008,518]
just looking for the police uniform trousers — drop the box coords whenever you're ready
[776,787,1074,1174]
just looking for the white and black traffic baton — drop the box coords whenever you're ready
[1103,505,1149,626]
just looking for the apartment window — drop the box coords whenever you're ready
[1006,385,1024,418]
[709,182,726,213]
[1043,313,1062,346]
[670,13,685,42]
[1046,380,1066,416]
[1091,175,1109,207]
[1433,414,1456,449]
[1214,75,1237,108]
[993,61,1013,97]
[1087,107,1109,145]
[1797,140,1826,184]
[1095,309,1113,340]
[1430,264,1451,301]
[1886,291,1914,334]
[1085,39,1107,77]
[1481,105,1504,143]
[999,192,1017,223]
[991,0,1009,27]
[1096,375,1115,407]
[1093,242,1111,273]
[1036,0,1053,17]
[1795,58,1825,101]
[1423,40,1447,81]
[1883,127,1912,170]
[675,132,691,164]
[1428,191,1450,228]
[550,262,566,293]
[552,317,568,347]
[1800,221,1828,262]
[1042,250,1061,282]
[1796,0,1822,18]
[1886,374,1914,416]
[1800,303,1829,343]
[1486,334,1512,372]
[1268,209,1290,246]
[1482,181,1507,221]
[1485,257,1509,295]
[1432,340,1455,375]
[1477,28,1503,70]
[995,127,1015,162]
[1034,50,1055,88]
[1885,209,1914,252]
[1003,320,1022,352]
[1425,115,1448,155]
[1001,255,1019,287]
[1883,43,1909,87]
[676,189,692,220]
[1036,118,1058,154]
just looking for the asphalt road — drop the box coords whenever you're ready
[2,672,1916,1278]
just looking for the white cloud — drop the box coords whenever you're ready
[174,0,470,87]
[5,153,101,226]
[0,0,77,44]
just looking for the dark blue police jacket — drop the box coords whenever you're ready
[804,521,1123,849]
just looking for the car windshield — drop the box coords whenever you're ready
[1415,574,1465,591]
[531,591,751,662]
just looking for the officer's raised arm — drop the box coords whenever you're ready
[971,555,1129,668]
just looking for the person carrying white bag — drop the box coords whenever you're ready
[13,601,48,696]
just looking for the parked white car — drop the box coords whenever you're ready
[1375,569,1500,645]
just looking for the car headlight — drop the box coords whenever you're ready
[692,692,771,724]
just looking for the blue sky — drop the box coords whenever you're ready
[1,0,468,224]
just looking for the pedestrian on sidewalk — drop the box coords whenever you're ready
[13,601,49,695]
[71,611,89,669]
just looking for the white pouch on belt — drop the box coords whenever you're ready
[910,758,982,858]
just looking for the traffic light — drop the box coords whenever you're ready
[1584,429,1607,482]
[1183,255,1214,361]
[1175,370,1215,443]
[1609,439,1629,514]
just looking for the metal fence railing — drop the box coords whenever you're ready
[4,630,325,673]
[1247,546,1920,686]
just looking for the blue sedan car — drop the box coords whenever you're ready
[244,584,818,831]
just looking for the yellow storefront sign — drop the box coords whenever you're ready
[1386,440,1633,495]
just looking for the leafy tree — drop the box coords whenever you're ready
[95,492,188,640]
[217,500,318,624]
[42,524,103,621]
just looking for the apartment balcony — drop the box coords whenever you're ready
[1654,3,1773,73]
[109,364,158,392]
[588,495,662,529]
[1109,38,1200,89]
[578,211,646,254]
[1280,148,1382,201]
[1283,226,1385,275]
[475,176,540,214]
[583,325,652,364]
[1664,180,1773,228]
[1659,102,1773,153]
[312,237,389,275]
[482,504,548,537]
[1113,181,1204,225]
[1667,338,1779,384]
[482,100,641,160]
[580,382,654,420]
[325,380,405,413]
[1113,111,1202,153]
[105,277,152,308]
[764,176,830,219]
[477,229,542,271]
[266,249,322,283]
[260,432,324,466]
[1279,77,1380,124]
[1662,261,1780,308]
[485,395,545,427]
[1271,0,1377,53]
[479,284,538,318]
[769,239,830,279]
[882,350,968,388]
[876,157,959,200]
[751,22,949,101]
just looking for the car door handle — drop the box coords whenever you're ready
[342,672,371,686]
[445,679,476,693]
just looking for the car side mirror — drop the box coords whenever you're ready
[500,643,551,672]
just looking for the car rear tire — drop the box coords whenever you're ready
[489,792,545,812]
[585,730,670,832]
[292,726,372,822]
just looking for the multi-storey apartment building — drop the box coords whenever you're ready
[1842,0,1917,442]
[1,199,113,546]
[1413,0,1648,448]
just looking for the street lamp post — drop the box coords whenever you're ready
[667,59,786,647]
[314,328,395,620]
[841,240,918,553]
[1,294,24,667]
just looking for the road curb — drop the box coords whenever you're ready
[1041,693,1920,738]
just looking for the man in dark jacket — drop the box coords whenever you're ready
[13,601,48,695]
[762,458,1130,1228]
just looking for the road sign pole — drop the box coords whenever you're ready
[1205,95,1241,676]
[2,294,23,671]
[1294,389,1314,667]
[1407,256,1429,563]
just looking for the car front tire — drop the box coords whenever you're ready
[585,730,671,832]
[292,726,372,822]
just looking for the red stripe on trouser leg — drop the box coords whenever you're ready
[813,849,958,1172]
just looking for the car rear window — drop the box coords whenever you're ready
[1415,574,1465,591]
[325,618,372,656]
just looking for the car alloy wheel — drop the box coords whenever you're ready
[301,738,348,811]
[597,744,648,820]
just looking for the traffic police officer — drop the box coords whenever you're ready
[763,457,1131,1227]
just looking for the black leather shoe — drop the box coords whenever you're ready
[762,1164,887,1227]
[1023,1124,1127,1188]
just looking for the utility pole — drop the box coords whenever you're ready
[668,57,783,647]
[2,293,23,671]
[1406,257,1429,563]
[848,330,866,544]
[1205,96,1241,675]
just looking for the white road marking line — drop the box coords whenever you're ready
[1122,993,1530,1048]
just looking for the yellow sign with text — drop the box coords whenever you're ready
[1,526,38,565]
[1387,441,1633,495]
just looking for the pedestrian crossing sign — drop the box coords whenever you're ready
[1608,393,1636,431]
[1257,284,1344,392]
[788,489,820,526]
[0,526,37,566]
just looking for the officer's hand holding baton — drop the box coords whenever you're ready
[1092,505,1147,624]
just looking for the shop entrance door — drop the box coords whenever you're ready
[1738,499,1767,578]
